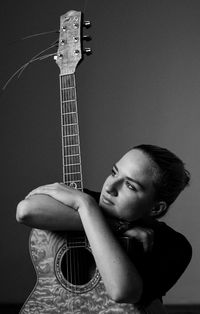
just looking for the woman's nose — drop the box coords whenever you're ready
[105,178,119,196]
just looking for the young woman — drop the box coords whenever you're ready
[16,144,192,310]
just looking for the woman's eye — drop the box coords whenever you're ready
[111,168,117,176]
[126,181,137,191]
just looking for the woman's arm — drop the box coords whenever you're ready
[19,183,143,303]
[78,196,143,303]
[16,193,83,231]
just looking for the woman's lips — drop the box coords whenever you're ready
[102,195,114,205]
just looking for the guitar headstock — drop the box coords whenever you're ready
[55,10,91,75]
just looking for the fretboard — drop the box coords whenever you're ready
[60,74,83,190]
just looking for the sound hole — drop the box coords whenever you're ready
[61,247,96,285]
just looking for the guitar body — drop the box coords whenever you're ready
[20,229,145,314]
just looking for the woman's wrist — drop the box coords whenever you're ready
[77,194,98,213]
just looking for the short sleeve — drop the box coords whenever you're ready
[129,222,192,305]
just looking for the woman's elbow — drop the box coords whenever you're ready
[109,282,143,304]
[16,199,32,224]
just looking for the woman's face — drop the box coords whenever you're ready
[99,149,157,221]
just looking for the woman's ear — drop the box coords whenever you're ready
[151,201,167,217]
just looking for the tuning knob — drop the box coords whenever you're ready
[84,48,92,55]
[83,20,91,28]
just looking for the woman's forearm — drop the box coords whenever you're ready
[78,198,143,303]
[16,194,83,231]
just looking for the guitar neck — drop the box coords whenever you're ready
[60,73,83,190]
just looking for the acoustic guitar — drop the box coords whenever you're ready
[20,10,167,314]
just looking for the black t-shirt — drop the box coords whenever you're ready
[84,189,192,305]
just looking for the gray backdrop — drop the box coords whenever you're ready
[0,0,199,305]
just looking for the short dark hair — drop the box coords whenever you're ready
[133,144,190,218]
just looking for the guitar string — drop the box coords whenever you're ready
[68,75,76,290]
[61,75,72,291]
[65,75,74,290]
[62,74,82,189]
[76,243,80,287]
[70,74,79,289]
[61,74,88,297]
[72,73,80,290]
[73,73,82,289]
[73,72,82,288]
[62,74,78,293]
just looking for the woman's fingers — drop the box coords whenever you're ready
[25,182,63,198]
[124,227,154,252]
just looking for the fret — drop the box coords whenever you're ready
[64,176,82,183]
[64,174,82,184]
[63,135,79,146]
[64,164,81,173]
[63,123,77,126]
[61,86,74,90]
[67,239,87,245]
[63,111,77,114]
[64,144,79,147]
[62,101,77,113]
[60,74,75,88]
[63,145,80,155]
[62,124,78,136]
[62,99,76,103]
[66,234,89,247]
[66,239,88,248]
[64,153,80,158]
[63,134,78,137]
[65,163,81,166]
[65,180,82,183]
[66,244,86,248]
[62,113,78,125]
[64,155,80,164]
[61,88,76,101]
[64,153,80,156]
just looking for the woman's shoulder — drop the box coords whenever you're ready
[150,219,192,260]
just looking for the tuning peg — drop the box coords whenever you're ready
[54,53,63,60]
[83,35,91,41]
[83,20,91,28]
[84,48,92,55]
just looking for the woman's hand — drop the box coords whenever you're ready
[124,227,154,252]
[25,182,91,211]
